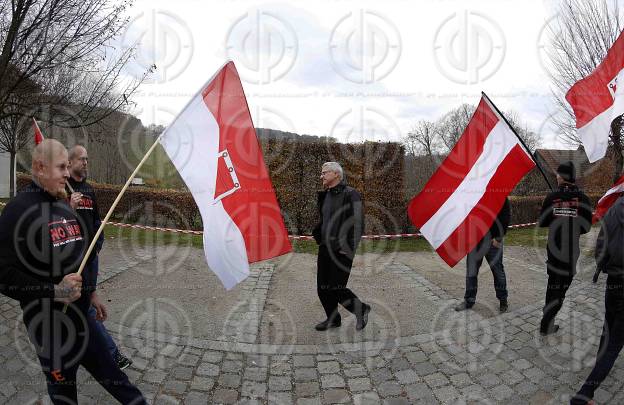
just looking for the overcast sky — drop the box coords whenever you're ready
[116,0,577,149]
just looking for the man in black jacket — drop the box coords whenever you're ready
[68,144,132,369]
[571,196,624,405]
[312,162,370,331]
[0,139,145,404]
[455,198,511,313]
[538,161,592,335]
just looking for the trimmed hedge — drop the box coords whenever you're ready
[17,159,604,236]
[17,140,406,235]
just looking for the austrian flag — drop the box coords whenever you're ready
[160,61,292,289]
[408,95,535,267]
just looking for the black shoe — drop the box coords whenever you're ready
[356,304,371,331]
[454,301,474,311]
[315,319,341,331]
[540,324,560,336]
[115,352,133,370]
[499,300,508,313]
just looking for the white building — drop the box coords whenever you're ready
[0,152,12,198]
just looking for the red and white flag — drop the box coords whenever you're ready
[33,118,44,145]
[408,95,536,267]
[160,61,292,289]
[566,30,624,163]
[592,174,624,223]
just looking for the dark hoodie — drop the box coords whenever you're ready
[0,182,92,326]
[595,197,624,277]
[539,183,592,275]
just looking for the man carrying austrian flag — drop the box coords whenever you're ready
[408,93,538,311]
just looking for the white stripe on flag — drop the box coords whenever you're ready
[579,106,612,163]
[420,120,519,248]
[161,93,249,289]
[598,180,624,204]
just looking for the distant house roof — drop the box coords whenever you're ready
[533,146,618,191]
[534,146,591,177]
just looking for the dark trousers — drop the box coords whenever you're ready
[541,272,574,332]
[26,303,146,404]
[317,245,364,322]
[464,239,508,303]
[571,276,624,404]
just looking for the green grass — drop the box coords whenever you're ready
[505,226,548,249]
[103,224,550,254]
[0,203,556,253]
[104,224,203,248]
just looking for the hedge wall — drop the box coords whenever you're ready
[17,140,406,235]
[17,154,604,237]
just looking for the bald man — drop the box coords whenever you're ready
[0,139,145,404]
[68,144,132,370]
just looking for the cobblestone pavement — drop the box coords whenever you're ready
[1,247,624,405]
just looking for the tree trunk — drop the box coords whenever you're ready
[9,151,15,197]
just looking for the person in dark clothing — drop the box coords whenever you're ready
[67,145,132,370]
[538,161,592,335]
[312,162,370,331]
[455,198,511,313]
[570,195,624,405]
[0,139,145,405]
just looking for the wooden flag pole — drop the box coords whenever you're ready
[63,134,164,312]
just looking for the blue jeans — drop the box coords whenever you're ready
[464,238,508,303]
[86,256,119,359]
[88,305,119,359]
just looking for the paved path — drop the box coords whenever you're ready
[1,242,623,404]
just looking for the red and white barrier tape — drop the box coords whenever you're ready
[0,201,539,239]
[109,220,539,240]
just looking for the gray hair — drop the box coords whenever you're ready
[322,161,343,180]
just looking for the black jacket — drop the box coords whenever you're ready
[312,182,364,258]
[0,182,91,313]
[595,197,624,277]
[488,198,511,241]
[68,177,104,265]
[539,183,592,275]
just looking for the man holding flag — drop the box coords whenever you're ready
[0,139,146,404]
[408,94,538,294]
[571,190,624,405]
[67,144,133,369]
[538,161,592,336]
[455,198,510,312]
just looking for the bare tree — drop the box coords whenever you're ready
[506,111,540,152]
[0,0,152,195]
[405,120,439,156]
[408,104,539,156]
[547,0,623,179]
[436,104,475,152]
